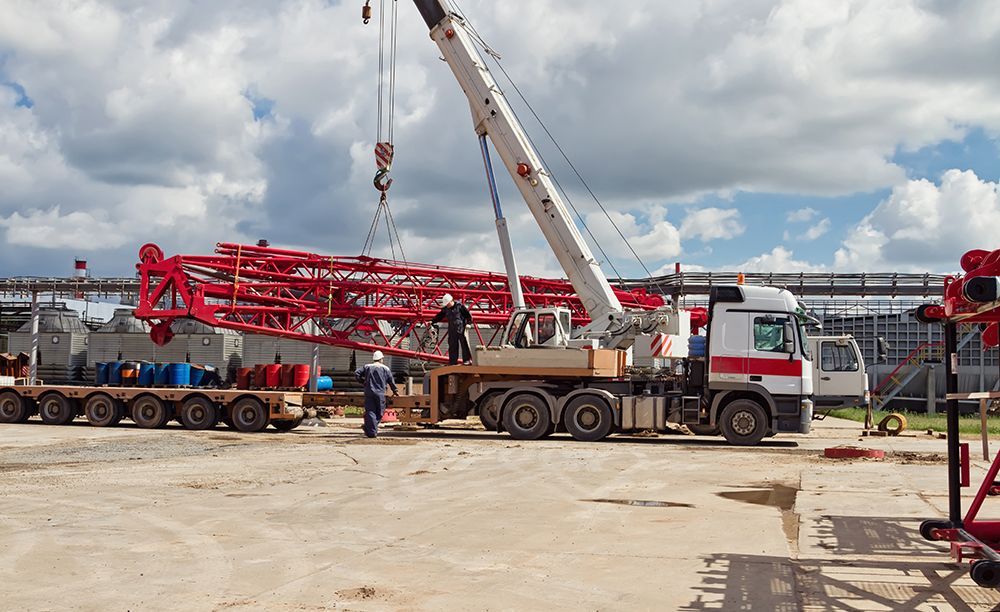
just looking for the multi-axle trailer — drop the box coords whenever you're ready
[0,383,305,432]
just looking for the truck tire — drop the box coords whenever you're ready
[231,397,269,433]
[478,393,501,431]
[131,396,171,429]
[180,397,218,430]
[688,424,721,436]
[502,394,552,441]
[719,399,769,446]
[85,394,124,427]
[38,393,76,425]
[0,391,29,424]
[563,395,614,442]
[271,416,303,432]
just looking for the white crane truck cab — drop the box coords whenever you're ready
[700,285,814,442]
[808,335,869,410]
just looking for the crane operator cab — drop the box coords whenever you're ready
[504,308,572,348]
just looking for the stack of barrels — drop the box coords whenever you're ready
[94,361,220,388]
[234,363,333,391]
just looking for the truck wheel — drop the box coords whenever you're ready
[502,394,552,441]
[131,396,171,428]
[688,424,721,436]
[231,397,269,433]
[38,393,76,425]
[180,397,218,430]
[0,391,28,424]
[563,395,614,442]
[271,416,303,432]
[719,399,769,446]
[85,394,123,427]
[478,393,501,431]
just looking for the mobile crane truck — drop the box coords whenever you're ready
[391,0,814,446]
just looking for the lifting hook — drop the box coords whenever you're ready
[373,168,393,192]
[362,1,372,25]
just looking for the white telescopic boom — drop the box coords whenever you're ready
[412,0,624,323]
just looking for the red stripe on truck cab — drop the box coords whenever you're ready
[710,356,802,377]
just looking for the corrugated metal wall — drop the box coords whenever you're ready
[7,308,89,384]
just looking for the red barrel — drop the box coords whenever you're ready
[254,364,268,389]
[236,367,253,390]
[291,364,311,389]
[264,364,282,388]
[280,364,295,388]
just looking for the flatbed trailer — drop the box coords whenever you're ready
[0,382,305,432]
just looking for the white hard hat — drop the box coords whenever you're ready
[439,294,454,307]
[372,350,384,361]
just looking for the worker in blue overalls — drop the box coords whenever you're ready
[354,350,399,438]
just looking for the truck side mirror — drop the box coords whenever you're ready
[783,321,795,354]
[876,337,889,364]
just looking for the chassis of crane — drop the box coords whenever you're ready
[0,382,305,432]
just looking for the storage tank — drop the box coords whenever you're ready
[8,307,89,384]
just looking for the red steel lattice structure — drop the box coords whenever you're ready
[134,242,665,364]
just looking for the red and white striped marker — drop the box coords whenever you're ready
[649,334,673,357]
[375,142,394,170]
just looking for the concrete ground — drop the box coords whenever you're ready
[0,416,998,611]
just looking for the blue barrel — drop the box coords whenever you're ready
[138,362,156,387]
[167,363,191,386]
[108,361,124,385]
[154,363,169,386]
[189,366,205,387]
[316,376,334,392]
[95,362,109,385]
[688,335,707,358]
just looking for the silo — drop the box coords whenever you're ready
[8,307,89,384]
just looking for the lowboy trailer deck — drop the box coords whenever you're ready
[0,383,305,432]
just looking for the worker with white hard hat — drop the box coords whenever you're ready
[431,293,474,365]
[354,349,399,438]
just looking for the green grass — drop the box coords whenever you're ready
[827,407,1000,436]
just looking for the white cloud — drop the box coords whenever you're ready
[802,218,831,241]
[786,207,819,223]
[734,246,826,273]
[584,210,683,264]
[680,207,745,241]
[0,207,126,250]
[834,169,1000,271]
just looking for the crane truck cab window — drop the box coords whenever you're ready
[537,313,557,345]
[820,342,859,372]
[753,316,787,352]
[507,312,536,348]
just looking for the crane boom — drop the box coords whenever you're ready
[412,0,624,325]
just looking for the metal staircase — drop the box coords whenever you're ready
[872,327,977,410]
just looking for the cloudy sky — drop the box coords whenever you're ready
[1,0,998,281]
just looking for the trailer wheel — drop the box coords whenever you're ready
[719,399,768,446]
[918,519,951,541]
[38,393,76,425]
[231,397,269,433]
[180,397,219,430]
[971,560,1000,588]
[563,395,614,442]
[85,394,124,427]
[131,396,171,429]
[0,391,29,424]
[271,416,303,432]
[477,393,502,431]
[688,424,721,436]
[502,394,552,441]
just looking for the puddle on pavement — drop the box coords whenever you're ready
[585,498,694,508]
[717,483,800,553]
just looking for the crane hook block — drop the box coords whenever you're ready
[373,168,394,192]
[362,1,372,24]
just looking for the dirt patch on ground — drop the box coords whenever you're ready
[889,451,948,464]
